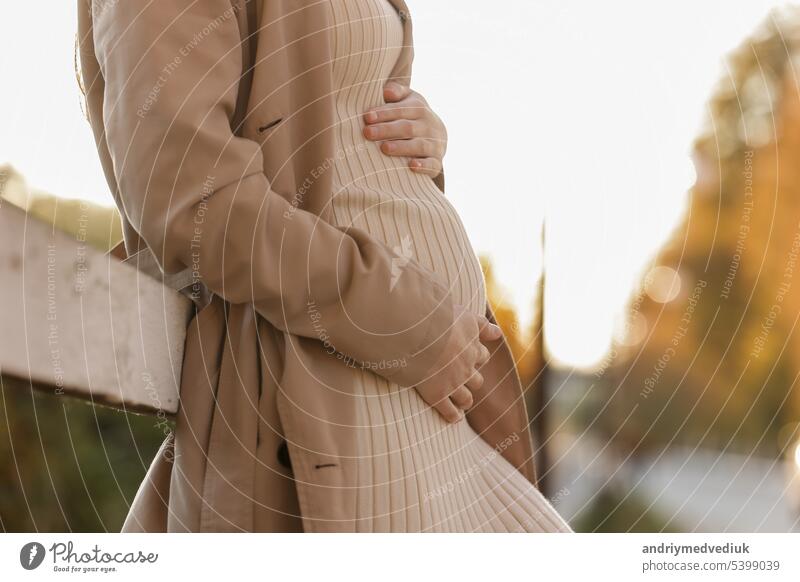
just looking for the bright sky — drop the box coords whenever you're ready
[0,1,789,369]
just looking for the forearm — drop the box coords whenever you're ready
[91,0,454,386]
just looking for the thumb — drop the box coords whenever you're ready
[384,81,411,102]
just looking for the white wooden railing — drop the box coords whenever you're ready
[0,202,191,416]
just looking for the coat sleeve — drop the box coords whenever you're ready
[90,0,453,387]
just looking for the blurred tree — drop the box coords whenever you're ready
[599,7,800,459]
[573,487,680,533]
[481,257,525,361]
[1,164,122,251]
[481,255,551,493]
[480,255,544,397]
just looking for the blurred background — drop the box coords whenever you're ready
[3,0,800,532]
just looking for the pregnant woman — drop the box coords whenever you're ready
[78,0,570,532]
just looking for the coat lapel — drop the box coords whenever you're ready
[386,0,415,82]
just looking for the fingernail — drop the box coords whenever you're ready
[365,111,377,123]
[383,142,395,153]
[410,159,421,168]
[363,126,375,139]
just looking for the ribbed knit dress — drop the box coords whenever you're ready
[315,0,572,532]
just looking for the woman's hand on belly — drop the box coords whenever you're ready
[362,81,447,179]
[414,304,501,423]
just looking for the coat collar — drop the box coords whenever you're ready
[387,0,409,21]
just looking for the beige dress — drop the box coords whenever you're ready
[320,0,571,532]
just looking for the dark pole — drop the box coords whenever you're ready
[531,219,551,496]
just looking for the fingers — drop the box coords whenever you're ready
[364,119,422,141]
[476,314,503,342]
[449,385,474,410]
[365,87,448,178]
[434,397,464,424]
[380,137,438,158]
[464,369,485,393]
[363,89,448,180]
[382,81,412,103]
[474,343,491,368]
[376,138,444,177]
[364,102,426,124]
[409,157,443,177]
[365,87,427,124]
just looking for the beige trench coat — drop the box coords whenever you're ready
[78,0,538,532]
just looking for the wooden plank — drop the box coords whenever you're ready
[0,202,192,415]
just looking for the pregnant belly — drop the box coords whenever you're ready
[329,178,487,317]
